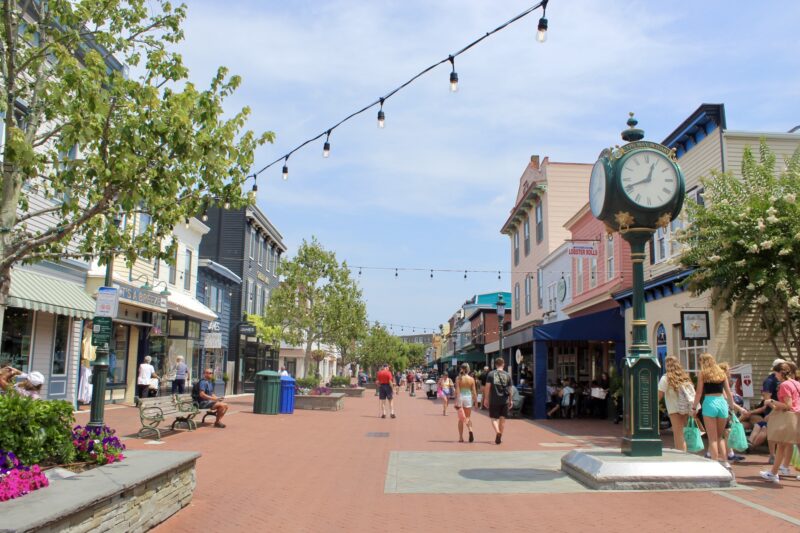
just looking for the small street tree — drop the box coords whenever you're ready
[0,0,271,332]
[357,323,403,375]
[326,274,367,376]
[402,343,427,369]
[264,237,365,377]
[679,142,800,362]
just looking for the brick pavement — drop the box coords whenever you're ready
[76,391,800,532]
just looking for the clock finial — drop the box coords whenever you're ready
[621,112,645,142]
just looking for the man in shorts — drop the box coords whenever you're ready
[377,364,396,418]
[483,357,512,444]
[195,368,229,428]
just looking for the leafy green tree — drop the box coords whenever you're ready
[357,323,402,375]
[402,343,427,369]
[0,0,271,331]
[326,274,367,376]
[264,237,365,377]
[679,142,800,362]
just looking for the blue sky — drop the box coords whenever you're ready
[174,0,800,333]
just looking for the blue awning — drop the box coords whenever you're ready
[533,308,625,342]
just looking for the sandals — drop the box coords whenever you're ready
[214,422,226,429]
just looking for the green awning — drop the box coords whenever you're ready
[8,269,96,319]
[453,351,488,365]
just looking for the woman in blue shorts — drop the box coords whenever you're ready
[692,353,735,468]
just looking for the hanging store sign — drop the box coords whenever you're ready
[680,311,710,340]
[568,242,598,256]
[729,364,754,398]
[239,323,257,336]
[115,282,167,310]
[204,332,222,349]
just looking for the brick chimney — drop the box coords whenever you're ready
[530,155,540,169]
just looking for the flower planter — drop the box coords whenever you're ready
[1,450,200,533]
[329,387,365,398]
[294,393,345,411]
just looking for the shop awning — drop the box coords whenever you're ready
[533,308,625,342]
[453,351,487,364]
[8,269,96,319]
[167,290,217,322]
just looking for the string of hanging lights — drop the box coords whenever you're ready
[245,0,550,185]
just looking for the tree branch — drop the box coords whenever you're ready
[14,204,62,223]
[2,185,114,268]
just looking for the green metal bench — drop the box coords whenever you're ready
[136,394,198,439]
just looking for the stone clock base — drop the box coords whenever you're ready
[561,449,734,491]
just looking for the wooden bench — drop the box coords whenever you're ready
[136,394,198,439]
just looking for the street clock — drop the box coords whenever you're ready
[589,113,685,233]
[588,113,687,458]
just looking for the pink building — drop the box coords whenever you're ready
[563,204,633,318]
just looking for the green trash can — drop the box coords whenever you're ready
[253,370,281,415]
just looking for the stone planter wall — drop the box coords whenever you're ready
[1,450,199,533]
[294,393,345,411]
[364,383,377,390]
[330,387,365,397]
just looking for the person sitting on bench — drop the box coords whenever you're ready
[195,368,229,428]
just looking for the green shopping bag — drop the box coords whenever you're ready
[684,416,704,453]
[791,445,800,471]
[727,416,748,452]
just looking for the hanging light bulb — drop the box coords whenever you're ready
[282,156,289,181]
[224,200,230,209]
[448,55,458,92]
[430,269,434,279]
[358,267,362,276]
[323,130,331,158]
[537,2,548,43]
[464,270,468,279]
[252,178,258,193]
[497,271,501,280]
[395,268,398,278]
[377,98,385,129]
[184,218,190,229]
[201,210,208,222]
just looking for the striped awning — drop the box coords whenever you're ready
[8,269,96,319]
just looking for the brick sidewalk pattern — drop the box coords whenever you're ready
[77,390,800,532]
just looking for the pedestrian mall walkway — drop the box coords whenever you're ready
[81,389,800,532]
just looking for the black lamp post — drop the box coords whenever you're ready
[496,294,506,373]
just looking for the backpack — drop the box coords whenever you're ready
[191,380,202,402]
[676,382,694,415]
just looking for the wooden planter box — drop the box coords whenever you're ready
[294,393,345,411]
[330,387,365,398]
[2,450,199,533]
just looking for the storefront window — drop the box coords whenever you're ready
[169,318,186,337]
[51,316,70,376]
[108,324,129,385]
[0,308,33,371]
[187,321,200,339]
[167,338,196,381]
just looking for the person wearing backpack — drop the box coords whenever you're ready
[657,356,695,452]
[193,368,229,428]
[483,357,513,444]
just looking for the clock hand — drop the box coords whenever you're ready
[626,164,657,189]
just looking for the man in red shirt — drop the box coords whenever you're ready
[376,364,396,418]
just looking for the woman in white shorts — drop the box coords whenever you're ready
[455,363,478,443]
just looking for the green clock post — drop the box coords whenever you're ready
[588,114,685,457]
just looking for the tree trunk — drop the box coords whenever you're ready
[304,337,315,378]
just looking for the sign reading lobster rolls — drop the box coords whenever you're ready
[568,242,598,256]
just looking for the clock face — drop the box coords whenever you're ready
[589,159,608,217]
[620,150,678,209]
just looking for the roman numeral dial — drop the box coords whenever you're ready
[619,150,678,209]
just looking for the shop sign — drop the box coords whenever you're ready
[95,287,119,318]
[568,242,598,256]
[208,321,221,332]
[680,311,710,340]
[91,316,113,349]
[256,272,269,283]
[239,323,257,336]
[115,282,167,310]
[205,332,222,349]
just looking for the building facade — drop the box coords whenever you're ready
[498,155,592,387]
[199,206,287,393]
